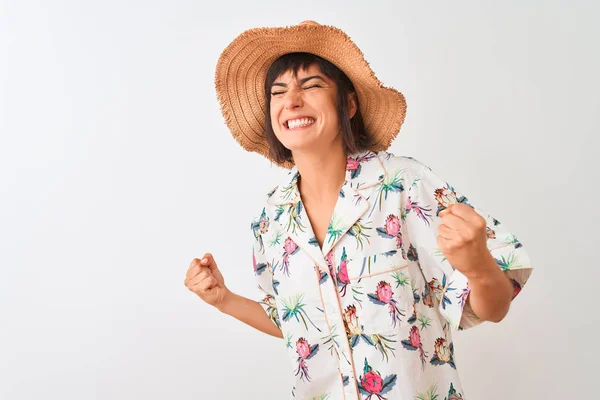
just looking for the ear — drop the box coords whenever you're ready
[347,92,357,119]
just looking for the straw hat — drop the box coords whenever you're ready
[214,20,407,169]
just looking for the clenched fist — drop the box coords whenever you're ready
[437,203,494,279]
[184,253,230,309]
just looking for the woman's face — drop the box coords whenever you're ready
[269,64,349,155]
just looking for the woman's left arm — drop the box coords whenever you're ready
[438,203,514,323]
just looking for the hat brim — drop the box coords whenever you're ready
[215,22,407,169]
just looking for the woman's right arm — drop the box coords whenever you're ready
[184,254,283,339]
[217,291,283,338]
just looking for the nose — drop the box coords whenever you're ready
[283,88,303,110]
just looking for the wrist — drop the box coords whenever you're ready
[216,289,236,314]
[463,253,499,283]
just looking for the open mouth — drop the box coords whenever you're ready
[285,117,316,130]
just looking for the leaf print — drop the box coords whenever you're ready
[272,277,280,295]
[285,332,294,349]
[504,233,523,248]
[392,271,409,288]
[351,284,365,305]
[274,205,285,222]
[495,253,521,270]
[259,293,281,330]
[407,302,417,324]
[406,195,433,226]
[371,168,405,213]
[428,276,454,310]
[281,294,322,332]
[369,332,397,362]
[322,324,341,359]
[268,230,283,247]
[342,374,349,386]
[407,244,419,261]
[252,251,267,275]
[415,383,439,400]
[280,172,299,201]
[326,213,347,245]
[431,248,448,264]
[348,220,372,250]
[311,394,331,400]
[283,201,307,235]
[409,278,420,302]
[418,313,432,330]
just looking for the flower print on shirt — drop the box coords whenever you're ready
[295,337,319,382]
[376,214,404,252]
[250,150,533,399]
[343,304,397,362]
[358,358,398,400]
[401,325,429,369]
[337,247,351,296]
[430,338,456,369]
[367,281,406,328]
[281,293,322,332]
[445,383,464,400]
[281,237,300,277]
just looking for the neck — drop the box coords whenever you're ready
[293,143,347,202]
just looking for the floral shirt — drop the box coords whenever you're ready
[250,150,532,400]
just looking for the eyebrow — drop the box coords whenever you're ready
[271,75,326,88]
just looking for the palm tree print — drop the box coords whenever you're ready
[495,253,521,270]
[415,383,439,400]
[326,213,347,246]
[281,293,322,332]
[372,168,405,214]
[348,219,372,250]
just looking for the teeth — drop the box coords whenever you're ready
[287,118,315,129]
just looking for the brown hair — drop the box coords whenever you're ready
[263,52,372,165]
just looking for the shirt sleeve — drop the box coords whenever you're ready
[403,162,533,331]
[250,212,282,332]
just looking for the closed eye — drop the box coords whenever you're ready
[271,84,322,96]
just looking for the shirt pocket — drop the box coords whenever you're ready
[348,245,414,335]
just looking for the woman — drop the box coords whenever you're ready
[184,21,532,400]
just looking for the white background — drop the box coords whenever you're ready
[1,1,598,399]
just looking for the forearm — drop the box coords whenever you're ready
[466,255,513,323]
[217,292,283,338]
